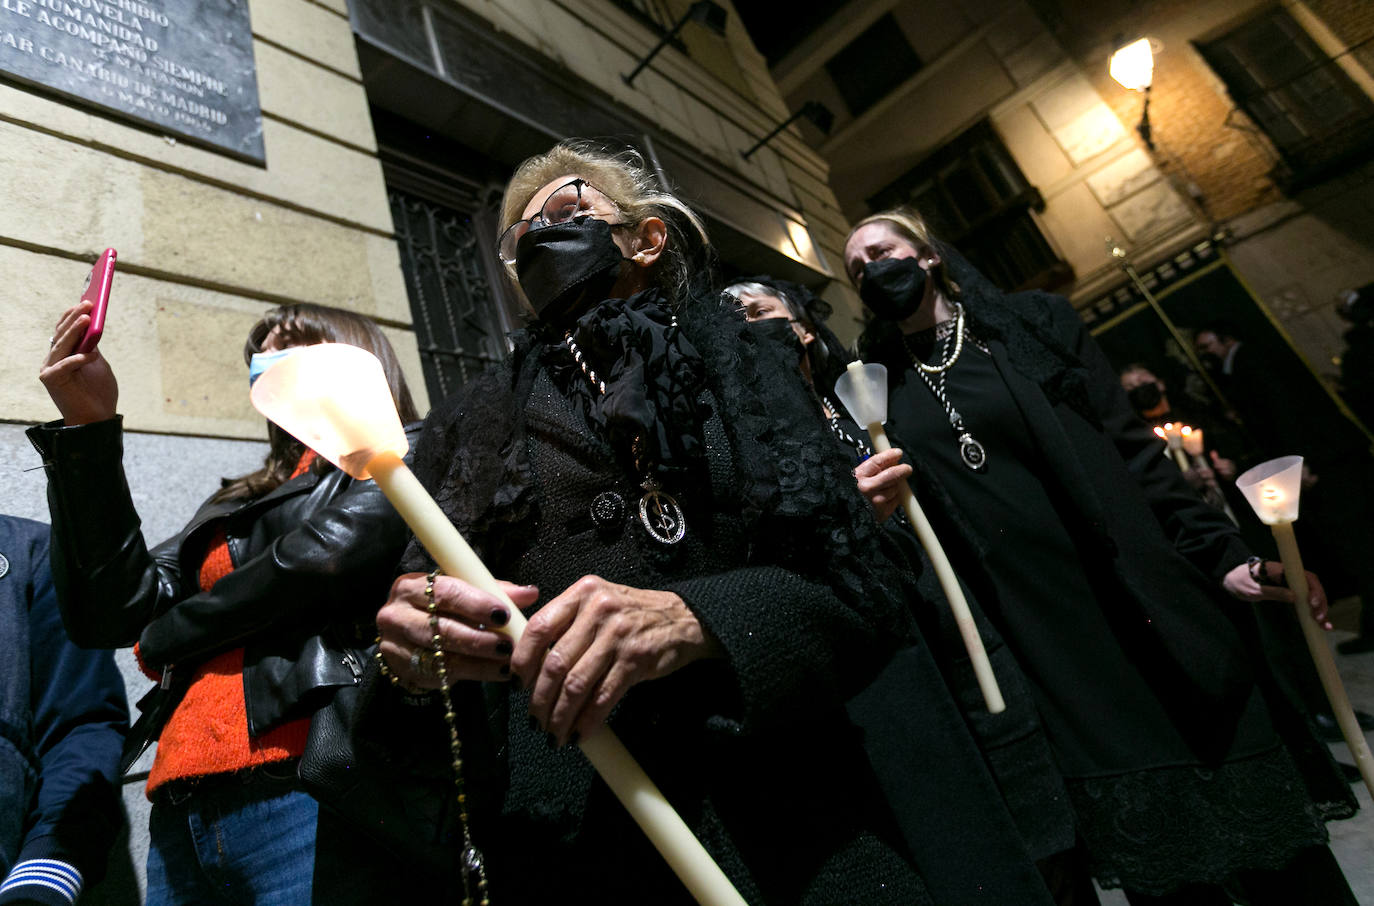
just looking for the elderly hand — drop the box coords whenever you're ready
[1222,560,1331,629]
[1209,451,1238,481]
[39,300,118,426]
[854,448,913,523]
[516,576,723,747]
[377,573,538,687]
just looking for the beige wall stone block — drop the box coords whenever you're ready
[1110,181,1191,241]
[139,174,411,319]
[1030,72,1101,131]
[1037,181,1119,277]
[311,0,349,16]
[1051,103,1127,166]
[1085,150,1161,208]
[994,105,1073,189]
[1032,73,1127,166]
[0,121,147,259]
[0,122,406,317]
[683,97,731,161]
[249,0,361,79]
[255,41,377,151]
[0,86,394,232]
[3,246,426,434]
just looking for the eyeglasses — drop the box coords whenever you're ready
[499,178,622,263]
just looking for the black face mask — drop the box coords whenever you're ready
[747,316,808,366]
[859,257,928,321]
[515,218,627,325]
[1127,382,1164,412]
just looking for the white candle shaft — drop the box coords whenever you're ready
[867,426,1006,714]
[1271,522,1374,799]
[366,452,748,906]
[1170,448,1190,473]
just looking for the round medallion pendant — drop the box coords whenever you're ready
[958,433,988,471]
[639,489,687,544]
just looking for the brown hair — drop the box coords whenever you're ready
[499,139,711,306]
[212,303,420,503]
[847,206,961,300]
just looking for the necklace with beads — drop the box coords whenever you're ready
[564,326,687,544]
[903,302,988,471]
[822,395,872,457]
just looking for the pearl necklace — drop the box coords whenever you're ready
[904,302,988,472]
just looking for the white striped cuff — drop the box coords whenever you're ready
[1,858,83,904]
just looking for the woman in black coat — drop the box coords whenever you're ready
[33,302,420,905]
[373,141,1054,905]
[842,208,1357,906]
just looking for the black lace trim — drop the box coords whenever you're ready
[1069,747,1330,895]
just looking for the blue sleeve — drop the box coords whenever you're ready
[0,528,129,906]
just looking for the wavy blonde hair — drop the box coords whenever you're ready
[848,206,960,299]
[499,140,711,305]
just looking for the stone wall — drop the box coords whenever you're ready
[2,0,423,437]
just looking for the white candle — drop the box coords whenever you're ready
[366,451,748,906]
[864,424,1006,714]
[1180,426,1204,458]
[1269,521,1374,799]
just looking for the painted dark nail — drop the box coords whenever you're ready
[545,732,557,749]
[499,664,511,676]
[528,715,540,731]
[568,731,580,746]
[490,608,510,627]
[496,641,513,655]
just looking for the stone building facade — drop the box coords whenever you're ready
[751,0,1374,386]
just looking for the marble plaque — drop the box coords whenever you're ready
[0,0,264,163]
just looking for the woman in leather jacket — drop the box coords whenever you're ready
[32,301,419,905]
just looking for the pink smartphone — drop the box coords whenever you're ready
[75,248,117,354]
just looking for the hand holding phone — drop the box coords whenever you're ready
[75,248,117,354]
[38,249,120,425]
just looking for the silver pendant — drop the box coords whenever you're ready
[958,433,987,471]
[638,478,686,544]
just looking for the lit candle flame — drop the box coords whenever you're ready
[1153,426,1166,439]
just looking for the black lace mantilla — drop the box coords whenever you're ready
[1069,746,1330,895]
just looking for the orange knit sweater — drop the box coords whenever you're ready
[143,452,317,795]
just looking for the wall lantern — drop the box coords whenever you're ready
[622,1,728,87]
[1110,37,1157,151]
[740,101,835,160]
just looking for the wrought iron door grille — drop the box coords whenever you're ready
[389,187,508,402]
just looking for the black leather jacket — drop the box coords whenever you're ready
[27,417,417,769]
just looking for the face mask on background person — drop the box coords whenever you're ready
[859,257,928,321]
[1127,382,1164,413]
[745,315,808,365]
[248,348,297,386]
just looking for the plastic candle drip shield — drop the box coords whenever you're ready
[249,343,408,480]
[834,361,889,426]
[1236,455,1304,525]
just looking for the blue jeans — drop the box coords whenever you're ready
[146,771,318,906]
